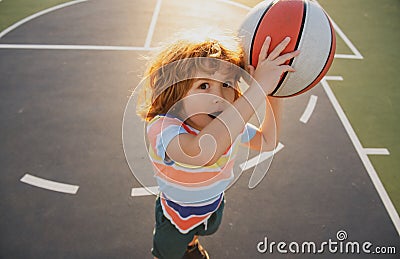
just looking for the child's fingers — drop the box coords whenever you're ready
[258,36,271,64]
[266,37,291,61]
[279,65,296,73]
[274,50,300,65]
[247,65,255,76]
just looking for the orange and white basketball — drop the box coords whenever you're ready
[238,0,336,97]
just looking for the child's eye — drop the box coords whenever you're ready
[222,81,233,88]
[199,83,210,90]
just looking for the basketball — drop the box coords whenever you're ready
[238,0,336,97]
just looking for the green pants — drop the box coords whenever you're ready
[152,197,225,259]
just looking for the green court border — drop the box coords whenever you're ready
[317,0,399,215]
[0,0,70,32]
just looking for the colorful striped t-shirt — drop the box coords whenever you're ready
[147,115,257,234]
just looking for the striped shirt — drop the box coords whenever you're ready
[147,115,257,233]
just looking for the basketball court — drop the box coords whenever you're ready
[0,0,399,258]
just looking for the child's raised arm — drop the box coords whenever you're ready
[166,37,299,166]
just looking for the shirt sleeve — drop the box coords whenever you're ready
[147,116,188,165]
[240,123,258,144]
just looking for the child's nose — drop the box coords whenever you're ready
[213,96,222,104]
[211,86,224,103]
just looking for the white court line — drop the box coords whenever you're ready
[323,76,390,154]
[363,148,390,156]
[20,173,79,194]
[300,95,318,124]
[324,76,344,81]
[313,0,363,60]
[0,0,361,62]
[144,0,162,49]
[330,19,363,59]
[0,0,88,39]
[0,44,154,51]
[131,186,159,197]
[239,142,284,171]
[334,54,363,60]
[216,0,251,11]
[321,77,400,236]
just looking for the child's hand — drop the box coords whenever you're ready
[248,36,300,95]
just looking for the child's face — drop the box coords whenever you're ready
[181,70,238,130]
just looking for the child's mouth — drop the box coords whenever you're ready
[208,111,222,119]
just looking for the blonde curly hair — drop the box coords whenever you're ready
[136,30,245,121]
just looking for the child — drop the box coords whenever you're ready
[137,31,299,259]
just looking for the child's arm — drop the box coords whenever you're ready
[244,96,283,152]
[166,37,298,166]
[262,97,283,150]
